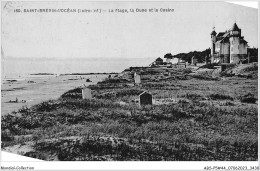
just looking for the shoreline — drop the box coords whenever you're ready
[29,72,119,76]
[1,74,109,115]
[60,72,119,76]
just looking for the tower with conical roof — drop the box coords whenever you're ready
[229,22,242,63]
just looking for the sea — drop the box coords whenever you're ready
[2,57,157,79]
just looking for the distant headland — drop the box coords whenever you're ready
[60,72,118,76]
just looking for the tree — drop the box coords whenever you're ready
[172,48,211,63]
[164,53,173,59]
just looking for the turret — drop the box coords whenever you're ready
[229,22,241,37]
[210,28,217,56]
[229,23,241,63]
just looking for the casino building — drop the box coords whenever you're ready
[210,23,248,64]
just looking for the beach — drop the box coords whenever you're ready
[1,74,108,115]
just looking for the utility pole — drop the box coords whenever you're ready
[248,51,250,64]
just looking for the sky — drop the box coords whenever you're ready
[1,1,258,59]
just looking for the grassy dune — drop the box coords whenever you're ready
[1,70,258,161]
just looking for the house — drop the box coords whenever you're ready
[154,57,164,65]
[211,23,248,64]
[174,62,186,68]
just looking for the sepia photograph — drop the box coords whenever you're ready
[0,0,258,170]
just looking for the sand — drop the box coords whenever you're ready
[1,74,109,115]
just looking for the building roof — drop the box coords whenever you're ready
[139,91,151,97]
[216,32,230,43]
[215,40,222,44]
[155,57,163,62]
[240,38,248,43]
[213,23,248,47]
[211,30,217,35]
[216,32,225,37]
[223,32,229,37]
[230,23,240,31]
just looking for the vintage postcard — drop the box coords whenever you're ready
[1,1,258,170]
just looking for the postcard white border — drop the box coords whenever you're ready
[0,0,259,171]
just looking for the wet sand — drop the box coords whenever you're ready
[1,74,108,115]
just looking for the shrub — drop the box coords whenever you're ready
[240,93,257,104]
[116,89,144,97]
[61,88,82,99]
[185,93,205,101]
[209,94,233,101]
[97,78,130,84]
[89,83,130,90]
[33,100,61,112]
[18,106,30,113]
[242,64,258,72]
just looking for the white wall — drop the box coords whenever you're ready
[221,42,230,55]
[239,43,247,54]
[230,37,240,55]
